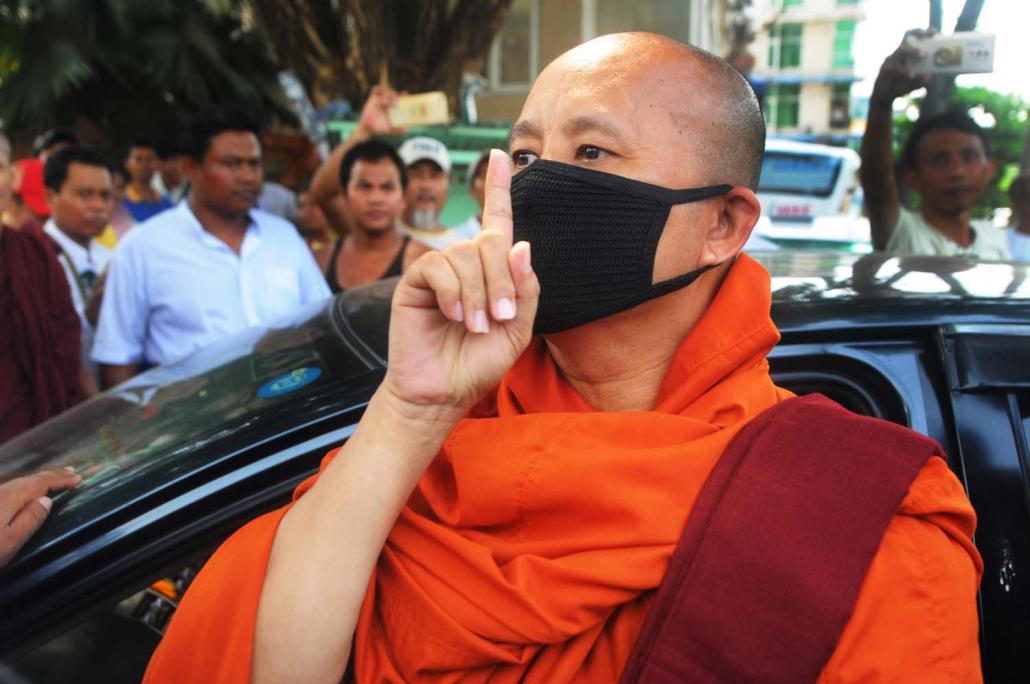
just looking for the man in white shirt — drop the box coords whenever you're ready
[860,30,1009,260]
[151,135,189,204]
[42,146,115,387]
[93,108,330,388]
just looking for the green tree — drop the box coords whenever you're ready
[894,86,1030,217]
[0,0,293,150]
[246,0,514,110]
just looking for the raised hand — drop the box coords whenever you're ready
[0,468,81,569]
[357,85,407,137]
[382,149,539,419]
[873,29,935,103]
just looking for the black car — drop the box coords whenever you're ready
[1,252,1029,683]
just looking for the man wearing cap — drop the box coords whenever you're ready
[7,158,50,236]
[395,135,467,250]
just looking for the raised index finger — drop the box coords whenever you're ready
[481,149,513,246]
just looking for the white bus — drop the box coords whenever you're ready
[751,139,871,253]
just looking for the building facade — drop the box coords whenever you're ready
[750,0,866,143]
[476,0,727,122]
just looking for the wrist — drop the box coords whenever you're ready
[371,384,466,439]
[350,123,374,143]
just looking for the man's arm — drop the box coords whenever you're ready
[252,151,539,684]
[860,30,932,251]
[309,86,405,215]
[99,363,140,389]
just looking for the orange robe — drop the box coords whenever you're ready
[144,254,983,683]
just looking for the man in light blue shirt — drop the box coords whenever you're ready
[93,108,330,388]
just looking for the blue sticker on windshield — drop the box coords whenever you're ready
[257,367,323,398]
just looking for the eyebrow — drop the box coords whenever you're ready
[561,115,627,145]
[508,116,628,149]
[509,119,542,149]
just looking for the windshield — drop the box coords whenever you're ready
[758,152,844,198]
[0,295,385,516]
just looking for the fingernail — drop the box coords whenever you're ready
[63,466,76,473]
[473,310,490,334]
[496,297,516,320]
[38,496,52,513]
[454,301,464,322]
[517,242,532,274]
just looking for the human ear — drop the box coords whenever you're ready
[698,187,761,267]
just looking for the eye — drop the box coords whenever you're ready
[511,150,539,169]
[575,145,610,162]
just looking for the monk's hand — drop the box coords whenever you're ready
[0,468,81,569]
[383,149,538,422]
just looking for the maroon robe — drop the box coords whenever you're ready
[0,226,84,444]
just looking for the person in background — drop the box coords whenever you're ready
[0,132,89,444]
[315,140,424,293]
[123,140,173,223]
[33,129,79,162]
[296,189,337,254]
[860,29,1007,259]
[7,158,50,236]
[1006,174,1030,261]
[152,135,189,204]
[258,181,299,223]
[108,165,135,240]
[92,108,330,388]
[42,147,114,388]
[450,149,488,238]
[396,136,467,250]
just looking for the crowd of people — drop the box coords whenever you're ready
[0,27,1018,682]
[0,95,493,449]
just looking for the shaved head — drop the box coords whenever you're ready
[533,32,765,189]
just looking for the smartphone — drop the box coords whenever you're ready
[388,91,450,128]
[907,32,996,75]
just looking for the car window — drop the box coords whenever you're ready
[0,297,381,517]
[758,151,843,198]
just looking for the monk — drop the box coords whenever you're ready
[145,34,982,683]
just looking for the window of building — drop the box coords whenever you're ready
[594,0,691,44]
[830,83,852,128]
[782,0,805,6]
[765,83,801,129]
[768,24,803,69]
[833,20,857,68]
[488,0,539,90]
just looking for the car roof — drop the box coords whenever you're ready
[757,252,1030,304]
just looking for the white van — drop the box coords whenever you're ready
[751,139,871,253]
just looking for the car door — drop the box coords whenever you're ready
[936,323,1030,682]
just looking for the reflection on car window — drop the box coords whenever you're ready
[0,298,378,513]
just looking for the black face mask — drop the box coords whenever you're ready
[510,160,732,334]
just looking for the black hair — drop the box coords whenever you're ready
[153,133,184,161]
[902,111,990,172]
[183,107,262,162]
[32,129,79,157]
[339,139,408,191]
[44,146,109,192]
